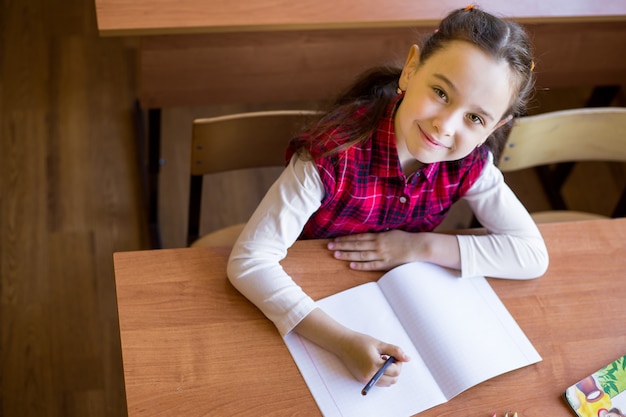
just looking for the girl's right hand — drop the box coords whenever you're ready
[294,308,410,385]
[337,330,410,385]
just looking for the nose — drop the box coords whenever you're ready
[433,112,459,137]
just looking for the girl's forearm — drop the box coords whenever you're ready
[293,308,351,357]
[413,232,462,270]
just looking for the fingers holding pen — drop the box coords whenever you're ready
[368,345,411,388]
[339,331,410,387]
[383,348,410,380]
[370,356,401,388]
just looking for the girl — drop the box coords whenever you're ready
[227,6,549,388]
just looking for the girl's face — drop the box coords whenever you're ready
[394,40,514,169]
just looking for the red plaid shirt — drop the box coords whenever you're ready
[287,98,489,239]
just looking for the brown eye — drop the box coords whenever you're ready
[467,114,484,125]
[433,87,448,102]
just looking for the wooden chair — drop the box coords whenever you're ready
[187,110,319,247]
[499,107,626,223]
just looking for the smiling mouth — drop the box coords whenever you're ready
[419,126,451,149]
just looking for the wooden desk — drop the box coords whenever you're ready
[114,218,626,416]
[94,0,626,107]
[95,0,626,36]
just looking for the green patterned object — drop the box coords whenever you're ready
[597,355,626,397]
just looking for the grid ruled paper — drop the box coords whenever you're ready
[283,262,541,417]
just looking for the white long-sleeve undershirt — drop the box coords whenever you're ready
[227,154,549,336]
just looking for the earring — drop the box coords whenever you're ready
[396,87,404,94]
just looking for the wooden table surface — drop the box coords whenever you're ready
[113,218,626,416]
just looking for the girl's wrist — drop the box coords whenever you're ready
[412,232,461,270]
[295,308,353,357]
[411,232,436,263]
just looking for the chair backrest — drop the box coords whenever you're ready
[498,107,626,221]
[187,110,320,244]
[499,107,626,172]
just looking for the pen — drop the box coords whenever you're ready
[361,356,396,395]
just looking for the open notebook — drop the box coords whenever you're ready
[284,261,541,417]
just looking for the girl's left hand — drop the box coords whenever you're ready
[328,230,422,271]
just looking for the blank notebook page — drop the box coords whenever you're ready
[378,262,542,399]
[283,262,541,417]
[284,282,446,417]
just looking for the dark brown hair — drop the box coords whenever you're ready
[296,6,535,162]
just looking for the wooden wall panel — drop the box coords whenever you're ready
[139,22,626,108]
